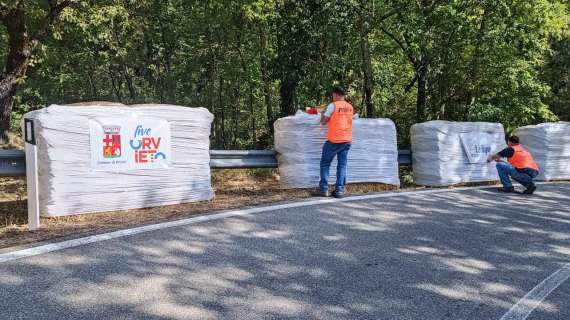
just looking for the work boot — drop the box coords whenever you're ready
[332,190,345,198]
[497,187,515,193]
[523,183,537,195]
[312,190,330,197]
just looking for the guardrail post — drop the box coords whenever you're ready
[24,119,40,230]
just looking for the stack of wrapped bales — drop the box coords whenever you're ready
[514,122,570,180]
[411,121,506,186]
[23,103,214,217]
[274,112,400,188]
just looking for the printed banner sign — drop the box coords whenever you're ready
[459,133,501,164]
[89,118,171,171]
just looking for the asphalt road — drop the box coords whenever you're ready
[1,183,569,320]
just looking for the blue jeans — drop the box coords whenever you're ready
[319,141,351,193]
[496,162,539,188]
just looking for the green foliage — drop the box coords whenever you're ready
[542,26,570,121]
[4,0,570,148]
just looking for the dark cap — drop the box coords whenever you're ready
[332,85,346,96]
[507,135,520,144]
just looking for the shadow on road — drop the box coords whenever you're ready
[0,184,569,319]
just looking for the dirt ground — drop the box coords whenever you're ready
[0,169,408,249]
[0,132,24,150]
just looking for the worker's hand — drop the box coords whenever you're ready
[487,154,501,163]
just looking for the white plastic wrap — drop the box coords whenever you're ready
[274,112,400,189]
[411,121,506,186]
[514,122,570,181]
[23,103,214,217]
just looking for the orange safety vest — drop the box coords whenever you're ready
[327,100,354,143]
[508,144,539,171]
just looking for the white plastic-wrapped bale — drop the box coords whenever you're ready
[514,122,570,181]
[274,112,400,189]
[411,121,506,186]
[23,103,214,217]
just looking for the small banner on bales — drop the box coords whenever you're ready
[89,118,171,171]
[459,133,501,164]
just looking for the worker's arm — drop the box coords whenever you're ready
[320,103,334,125]
[487,147,514,162]
[487,153,502,162]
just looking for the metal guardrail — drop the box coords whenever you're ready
[210,150,278,169]
[0,150,27,177]
[397,149,412,166]
[0,149,412,176]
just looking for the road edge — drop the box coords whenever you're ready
[0,182,565,263]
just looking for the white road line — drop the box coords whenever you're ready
[499,264,570,320]
[0,183,561,264]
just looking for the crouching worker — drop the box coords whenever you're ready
[315,85,354,198]
[487,135,539,194]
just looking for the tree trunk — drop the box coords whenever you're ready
[263,80,274,136]
[258,24,274,136]
[208,65,217,146]
[250,85,256,143]
[233,86,240,148]
[0,87,17,143]
[87,65,98,100]
[108,66,124,102]
[465,6,489,116]
[0,5,34,143]
[164,59,176,104]
[157,14,177,105]
[121,64,137,103]
[416,63,428,123]
[358,13,374,118]
[0,1,72,143]
[279,76,297,117]
[218,74,226,149]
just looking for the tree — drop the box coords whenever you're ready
[543,36,570,120]
[540,2,570,121]
[376,0,450,123]
[377,0,566,127]
[274,1,312,117]
[4,0,568,149]
[357,1,375,117]
[432,0,566,128]
[0,0,76,143]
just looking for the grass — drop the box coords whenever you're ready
[0,177,27,229]
[0,132,24,150]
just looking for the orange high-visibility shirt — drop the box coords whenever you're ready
[327,101,353,143]
[508,144,539,171]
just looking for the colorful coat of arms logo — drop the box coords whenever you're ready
[102,125,122,158]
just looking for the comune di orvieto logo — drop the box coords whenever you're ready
[103,125,122,158]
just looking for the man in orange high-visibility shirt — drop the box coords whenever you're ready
[315,85,354,198]
[487,135,540,194]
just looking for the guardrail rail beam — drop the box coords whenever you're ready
[0,149,412,177]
